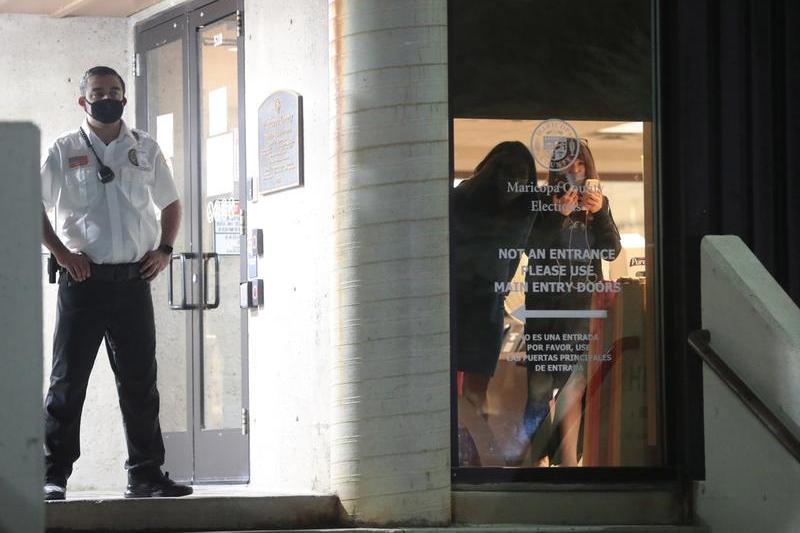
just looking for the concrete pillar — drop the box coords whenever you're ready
[329,0,450,525]
[0,123,44,533]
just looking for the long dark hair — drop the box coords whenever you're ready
[473,141,537,185]
[457,141,536,209]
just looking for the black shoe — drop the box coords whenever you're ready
[44,482,66,501]
[125,471,192,498]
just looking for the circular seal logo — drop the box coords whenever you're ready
[127,148,139,167]
[529,119,580,172]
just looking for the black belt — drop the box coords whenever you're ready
[60,262,143,282]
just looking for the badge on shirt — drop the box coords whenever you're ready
[68,155,89,168]
[128,148,139,167]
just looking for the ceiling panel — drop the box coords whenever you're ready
[0,0,165,17]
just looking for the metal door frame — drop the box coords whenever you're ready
[134,0,249,484]
[188,0,248,483]
[135,14,195,483]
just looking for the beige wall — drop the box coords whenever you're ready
[0,13,131,491]
[241,0,333,492]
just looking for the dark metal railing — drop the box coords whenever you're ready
[688,329,800,463]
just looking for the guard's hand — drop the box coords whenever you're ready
[553,190,579,217]
[582,190,604,214]
[139,249,170,282]
[56,251,91,282]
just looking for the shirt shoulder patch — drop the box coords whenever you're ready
[128,148,140,166]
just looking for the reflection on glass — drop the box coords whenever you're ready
[146,39,188,434]
[513,139,621,468]
[198,14,242,431]
[453,119,661,468]
[452,141,537,466]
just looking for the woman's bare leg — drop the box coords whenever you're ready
[503,372,553,465]
[555,371,587,467]
[462,372,491,418]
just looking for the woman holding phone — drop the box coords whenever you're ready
[506,138,621,466]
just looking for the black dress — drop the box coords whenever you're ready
[452,178,536,376]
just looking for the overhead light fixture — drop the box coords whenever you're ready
[597,122,643,135]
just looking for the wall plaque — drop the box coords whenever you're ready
[258,90,303,194]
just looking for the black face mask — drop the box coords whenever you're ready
[87,98,124,124]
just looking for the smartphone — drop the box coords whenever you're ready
[585,178,600,193]
[576,178,600,211]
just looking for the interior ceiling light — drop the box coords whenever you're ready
[597,122,643,135]
[621,232,646,248]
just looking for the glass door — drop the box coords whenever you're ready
[136,15,193,482]
[135,0,248,483]
[189,0,248,482]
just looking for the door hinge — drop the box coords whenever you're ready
[236,9,242,37]
[134,53,141,77]
[240,207,247,235]
[241,407,249,435]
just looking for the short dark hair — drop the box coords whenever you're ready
[79,66,126,97]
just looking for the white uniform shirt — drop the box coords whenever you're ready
[41,119,179,264]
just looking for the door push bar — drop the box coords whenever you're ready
[202,252,220,310]
[168,252,221,310]
[168,252,199,310]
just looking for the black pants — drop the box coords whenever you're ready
[44,271,165,483]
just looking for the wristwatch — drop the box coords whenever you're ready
[157,243,174,256]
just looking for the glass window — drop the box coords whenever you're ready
[450,0,660,469]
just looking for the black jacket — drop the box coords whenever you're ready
[524,194,621,310]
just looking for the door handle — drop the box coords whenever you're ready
[202,252,220,310]
[168,252,198,310]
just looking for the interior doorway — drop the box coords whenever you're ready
[134,0,248,483]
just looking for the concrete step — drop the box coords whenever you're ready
[81,525,711,533]
[452,483,688,526]
[47,485,707,533]
[45,486,343,532]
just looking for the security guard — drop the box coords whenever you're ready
[40,66,191,500]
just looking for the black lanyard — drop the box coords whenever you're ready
[79,127,115,183]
